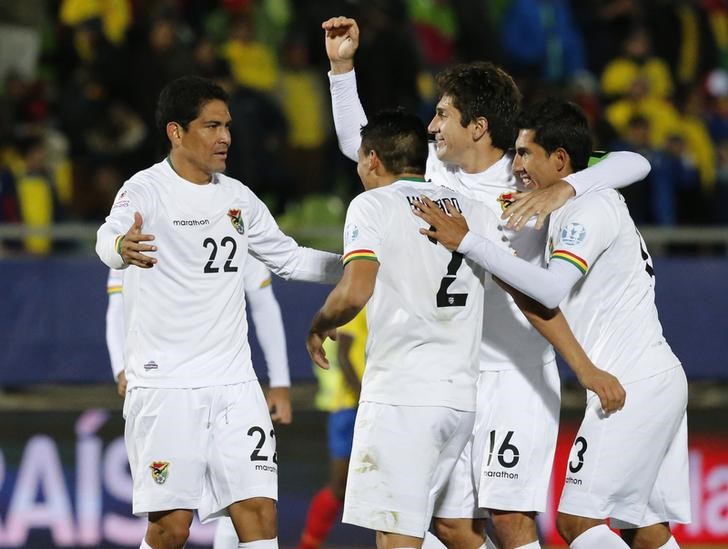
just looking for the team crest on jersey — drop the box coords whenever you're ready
[561,223,587,246]
[149,461,170,485]
[228,208,245,235]
[497,192,514,212]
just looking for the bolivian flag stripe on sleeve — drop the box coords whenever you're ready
[551,249,588,274]
[343,249,378,266]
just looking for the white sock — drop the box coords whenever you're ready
[214,517,239,548]
[484,538,498,549]
[237,538,278,548]
[514,542,541,549]
[658,536,680,549]
[139,540,152,549]
[570,524,630,548]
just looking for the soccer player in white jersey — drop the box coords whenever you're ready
[95,75,342,549]
[322,16,647,549]
[306,107,504,549]
[416,98,689,549]
[105,257,293,548]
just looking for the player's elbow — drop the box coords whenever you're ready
[617,150,652,179]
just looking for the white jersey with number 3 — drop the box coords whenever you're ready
[546,190,680,383]
[343,179,511,411]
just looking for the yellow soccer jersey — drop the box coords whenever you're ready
[315,309,367,412]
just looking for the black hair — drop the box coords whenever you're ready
[435,61,522,151]
[516,98,592,171]
[155,75,229,147]
[360,108,428,175]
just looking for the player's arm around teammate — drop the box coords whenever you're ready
[414,197,625,415]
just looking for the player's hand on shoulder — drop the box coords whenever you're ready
[266,386,292,425]
[120,212,157,268]
[502,180,575,231]
[322,16,359,69]
[413,195,469,251]
[578,367,626,415]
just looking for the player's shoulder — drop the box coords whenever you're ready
[349,186,391,210]
[123,161,165,191]
[567,188,621,217]
[216,173,265,210]
[554,189,621,234]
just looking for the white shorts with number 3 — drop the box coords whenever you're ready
[558,366,690,527]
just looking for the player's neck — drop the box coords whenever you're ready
[166,155,212,185]
[459,146,505,175]
[372,172,425,189]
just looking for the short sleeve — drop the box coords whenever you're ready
[549,196,618,275]
[342,193,384,267]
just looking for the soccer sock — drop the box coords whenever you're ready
[657,536,680,549]
[570,524,630,548]
[237,538,278,548]
[298,487,343,549]
[484,538,498,549]
[139,540,152,549]
[213,517,240,548]
[514,542,541,549]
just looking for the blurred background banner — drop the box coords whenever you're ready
[0,256,726,385]
[0,410,725,548]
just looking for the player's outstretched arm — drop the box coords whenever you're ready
[323,17,366,161]
[496,279,626,414]
[322,16,359,74]
[308,260,377,369]
[502,151,651,231]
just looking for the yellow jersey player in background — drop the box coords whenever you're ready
[299,308,367,549]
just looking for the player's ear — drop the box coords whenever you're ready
[368,150,380,171]
[472,116,488,140]
[552,147,569,172]
[166,122,182,145]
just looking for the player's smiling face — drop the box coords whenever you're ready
[173,99,231,183]
[512,129,561,189]
[428,94,472,166]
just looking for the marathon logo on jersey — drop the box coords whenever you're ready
[143,360,158,371]
[228,208,245,235]
[497,192,514,212]
[149,461,170,485]
[172,218,210,227]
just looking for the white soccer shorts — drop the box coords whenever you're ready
[436,362,560,517]
[123,381,278,522]
[558,366,691,527]
[343,402,475,537]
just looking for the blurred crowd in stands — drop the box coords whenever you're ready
[2,0,728,255]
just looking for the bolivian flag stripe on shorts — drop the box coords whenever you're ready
[551,249,588,273]
[343,249,378,266]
